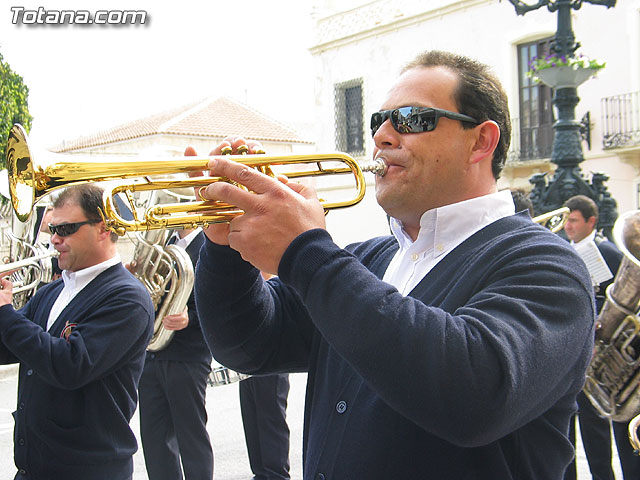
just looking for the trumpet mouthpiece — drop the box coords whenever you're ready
[362,158,388,177]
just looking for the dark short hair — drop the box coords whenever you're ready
[53,184,118,242]
[402,51,511,180]
[563,194,598,222]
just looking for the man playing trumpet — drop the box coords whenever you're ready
[193,50,594,479]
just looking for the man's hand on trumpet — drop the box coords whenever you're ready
[184,137,255,247]
[187,136,327,275]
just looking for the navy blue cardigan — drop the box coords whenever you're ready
[195,212,595,479]
[0,263,154,480]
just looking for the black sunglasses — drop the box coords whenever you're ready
[370,106,479,137]
[48,219,101,237]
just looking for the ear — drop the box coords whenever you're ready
[469,120,501,166]
[97,222,112,240]
[587,215,597,230]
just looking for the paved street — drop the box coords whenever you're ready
[0,365,625,479]
[0,366,306,480]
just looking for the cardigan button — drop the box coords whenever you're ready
[336,400,347,414]
[316,474,326,480]
[26,369,33,376]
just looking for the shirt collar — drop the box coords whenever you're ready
[174,228,201,249]
[389,190,516,258]
[572,229,596,247]
[61,254,121,291]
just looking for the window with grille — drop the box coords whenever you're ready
[517,38,554,160]
[334,79,364,155]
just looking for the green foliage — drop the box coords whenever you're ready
[0,52,33,170]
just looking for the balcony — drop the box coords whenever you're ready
[507,116,553,164]
[602,91,640,150]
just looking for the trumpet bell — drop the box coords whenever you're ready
[6,124,37,222]
[532,207,570,233]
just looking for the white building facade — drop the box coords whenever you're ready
[308,0,640,245]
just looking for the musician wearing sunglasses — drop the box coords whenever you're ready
[193,50,594,479]
[0,184,154,480]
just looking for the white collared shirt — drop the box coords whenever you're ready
[172,228,201,250]
[571,229,596,248]
[47,254,122,331]
[383,190,516,295]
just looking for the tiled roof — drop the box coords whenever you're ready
[51,96,311,152]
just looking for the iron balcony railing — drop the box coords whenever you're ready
[507,116,554,163]
[602,91,640,149]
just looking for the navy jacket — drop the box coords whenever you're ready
[195,212,595,479]
[0,263,154,480]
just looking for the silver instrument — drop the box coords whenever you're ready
[207,361,250,387]
[129,189,195,352]
[2,206,58,308]
[0,246,59,293]
[131,227,194,352]
[583,211,640,451]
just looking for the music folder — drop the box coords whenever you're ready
[573,240,613,286]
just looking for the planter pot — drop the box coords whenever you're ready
[534,66,597,89]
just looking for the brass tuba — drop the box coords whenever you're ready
[583,211,640,451]
[129,189,195,351]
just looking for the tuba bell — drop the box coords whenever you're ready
[583,211,640,450]
[128,189,195,351]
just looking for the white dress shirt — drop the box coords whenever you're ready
[47,254,122,331]
[570,229,596,248]
[171,228,201,250]
[383,190,516,295]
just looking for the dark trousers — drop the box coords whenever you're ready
[613,418,640,479]
[139,357,213,480]
[239,374,291,480]
[15,472,132,480]
[565,392,640,480]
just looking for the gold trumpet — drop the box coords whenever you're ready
[532,207,570,233]
[6,124,386,235]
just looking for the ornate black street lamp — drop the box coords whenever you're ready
[507,0,618,238]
